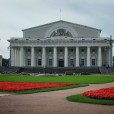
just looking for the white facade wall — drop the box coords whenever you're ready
[68,23,100,38]
[23,25,51,38]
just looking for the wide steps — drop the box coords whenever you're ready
[19,67,101,74]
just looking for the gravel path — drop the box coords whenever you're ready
[0,82,114,114]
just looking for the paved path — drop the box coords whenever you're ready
[0,82,114,114]
[0,94,10,97]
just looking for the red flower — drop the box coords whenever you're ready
[0,82,78,91]
[83,87,114,100]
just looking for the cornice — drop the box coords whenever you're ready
[11,40,110,48]
[8,37,111,44]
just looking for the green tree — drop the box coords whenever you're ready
[2,58,9,67]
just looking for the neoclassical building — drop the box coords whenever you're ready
[8,20,113,68]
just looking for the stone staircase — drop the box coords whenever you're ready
[0,67,20,73]
[99,67,113,74]
[19,67,101,74]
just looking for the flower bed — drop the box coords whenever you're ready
[83,87,114,100]
[0,82,78,91]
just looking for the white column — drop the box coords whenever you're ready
[20,47,24,67]
[16,48,19,67]
[87,46,90,67]
[18,48,20,67]
[64,47,68,67]
[11,47,14,66]
[42,47,46,67]
[53,47,57,67]
[98,47,102,67]
[14,48,17,66]
[76,47,79,67]
[31,47,35,67]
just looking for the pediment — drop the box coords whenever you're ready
[23,20,101,32]
[22,20,101,38]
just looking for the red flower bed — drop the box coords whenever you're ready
[0,82,78,91]
[83,87,114,100]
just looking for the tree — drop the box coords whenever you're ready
[2,58,9,67]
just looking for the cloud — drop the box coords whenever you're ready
[0,0,114,58]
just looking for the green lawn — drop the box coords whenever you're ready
[0,75,114,94]
[0,75,114,84]
[67,94,114,105]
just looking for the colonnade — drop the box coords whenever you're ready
[11,46,103,67]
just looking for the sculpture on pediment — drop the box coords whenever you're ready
[50,29,73,37]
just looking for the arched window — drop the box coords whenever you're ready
[50,29,72,37]
[50,31,56,37]
[66,31,72,37]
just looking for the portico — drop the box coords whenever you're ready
[8,20,113,68]
[10,45,109,67]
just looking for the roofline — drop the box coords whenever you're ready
[22,20,101,32]
[22,20,62,31]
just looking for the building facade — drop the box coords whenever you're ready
[8,20,113,67]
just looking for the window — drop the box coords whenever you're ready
[92,59,95,66]
[49,59,52,66]
[60,49,63,52]
[50,31,56,37]
[92,49,95,53]
[66,31,72,37]
[28,49,31,52]
[70,49,73,52]
[38,49,41,53]
[81,59,84,66]
[49,49,52,53]
[70,59,74,67]
[27,59,31,65]
[81,49,84,53]
[38,59,42,66]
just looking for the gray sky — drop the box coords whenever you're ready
[0,0,114,59]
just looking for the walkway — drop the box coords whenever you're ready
[0,82,114,114]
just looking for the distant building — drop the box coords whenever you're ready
[0,55,2,66]
[8,20,113,67]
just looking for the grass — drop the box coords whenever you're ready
[67,94,114,105]
[0,75,114,105]
[0,75,114,84]
[0,75,90,94]
[0,75,114,95]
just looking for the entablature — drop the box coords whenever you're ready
[10,41,110,48]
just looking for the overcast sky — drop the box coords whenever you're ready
[0,0,114,59]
